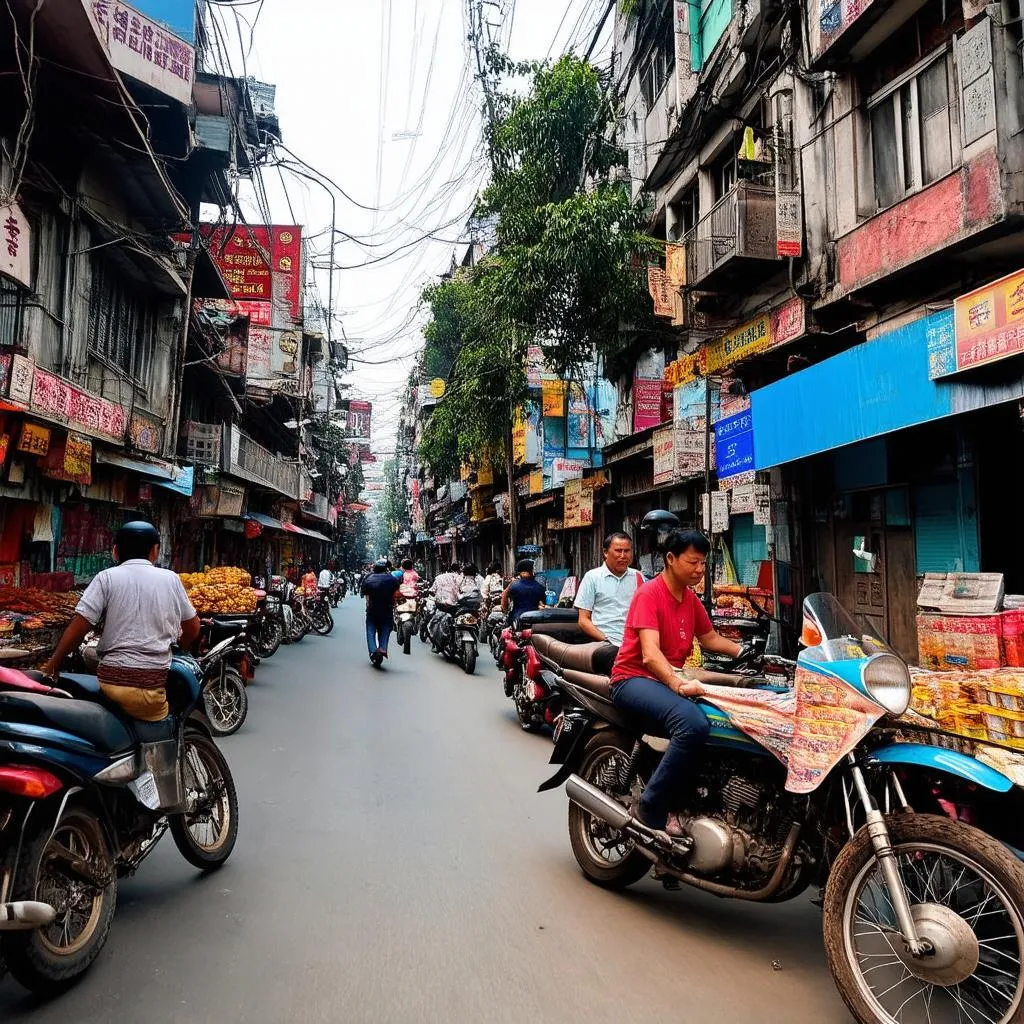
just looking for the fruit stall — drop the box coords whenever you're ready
[178,567,258,614]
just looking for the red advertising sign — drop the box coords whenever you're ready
[632,378,664,432]
[347,400,372,441]
[200,225,302,322]
[953,269,1024,373]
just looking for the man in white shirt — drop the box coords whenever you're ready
[43,521,200,721]
[317,566,333,589]
[575,532,644,658]
[430,562,462,608]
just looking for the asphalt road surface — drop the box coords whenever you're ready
[0,601,850,1023]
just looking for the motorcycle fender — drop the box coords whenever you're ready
[864,743,1014,793]
[538,712,601,792]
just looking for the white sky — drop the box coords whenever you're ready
[212,0,612,464]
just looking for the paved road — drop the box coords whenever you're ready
[0,601,850,1023]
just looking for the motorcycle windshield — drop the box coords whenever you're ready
[800,592,892,665]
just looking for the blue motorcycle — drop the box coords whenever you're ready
[537,592,1024,1024]
[0,654,238,995]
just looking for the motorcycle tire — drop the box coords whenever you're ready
[312,607,334,636]
[1,805,117,995]
[203,667,248,737]
[170,729,239,871]
[419,620,430,644]
[402,622,413,655]
[288,615,308,643]
[568,730,651,890]
[257,619,283,659]
[462,641,477,676]
[822,812,1024,1024]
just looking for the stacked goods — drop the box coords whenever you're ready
[0,588,78,629]
[909,668,1024,749]
[916,614,1001,671]
[1001,609,1024,667]
[713,585,773,618]
[178,567,256,614]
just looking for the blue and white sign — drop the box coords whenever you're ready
[714,409,754,481]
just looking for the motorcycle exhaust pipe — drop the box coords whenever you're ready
[0,901,56,931]
[566,775,632,830]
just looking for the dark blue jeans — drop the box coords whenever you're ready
[366,617,393,656]
[611,676,710,829]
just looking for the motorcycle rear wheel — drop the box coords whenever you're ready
[170,730,239,871]
[203,667,248,737]
[311,607,334,636]
[824,813,1024,1024]
[1,806,117,995]
[402,622,413,655]
[462,641,477,675]
[257,618,283,659]
[568,730,650,890]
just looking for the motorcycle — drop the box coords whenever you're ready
[394,593,418,655]
[0,656,238,994]
[428,594,481,675]
[538,592,1024,1024]
[328,574,346,607]
[419,589,436,645]
[308,590,334,636]
[282,581,310,643]
[195,618,254,737]
[253,589,284,659]
[483,603,508,664]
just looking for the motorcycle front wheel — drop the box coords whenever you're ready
[402,621,413,655]
[568,730,650,890]
[462,640,477,675]
[824,812,1024,1024]
[311,606,334,636]
[257,618,283,659]
[288,613,308,643]
[170,730,239,870]
[203,667,248,737]
[1,806,117,995]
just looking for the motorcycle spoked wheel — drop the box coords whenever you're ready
[170,730,239,870]
[568,730,651,890]
[256,618,283,659]
[287,614,308,643]
[1,806,117,995]
[401,621,413,655]
[202,667,248,737]
[824,812,1024,1024]
[462,639,477,675]
[311,606,334,636]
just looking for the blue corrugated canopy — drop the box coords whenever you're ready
[244,512,286,531]
[751,310,1024,469]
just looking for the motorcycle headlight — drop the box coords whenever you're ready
[862,653,911,716]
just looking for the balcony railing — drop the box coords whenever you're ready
[302,492,332,522]
[685,180,782,290]
[226,426,299,498]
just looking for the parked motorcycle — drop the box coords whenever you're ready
[538,591,1024,1024]
[428,595,481,675]
[419,589,436,645]
[253,589,284,659]
[282,581,310,644]
[196,618,253,737]
[483,604,508,664]
[394,594,418,655]
[0,657,238,994]
[309,590,334,636]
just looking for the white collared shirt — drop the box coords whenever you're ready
[574,563,644,646]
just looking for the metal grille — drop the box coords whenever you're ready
[87,253,157,384]
[0,277,25,347]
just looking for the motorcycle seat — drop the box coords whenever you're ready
[519,609,579,626]
[0,690,134,753]
[530,634,612,673]
[562,668,613,700]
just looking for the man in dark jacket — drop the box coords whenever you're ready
[360,558,401,668]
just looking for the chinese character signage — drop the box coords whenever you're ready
[704,297,806,373]
[647,266,674,318]
[0,203,30,289]
[653,425,675,486]
[31,368,127,442]
[632,378,663,432]
[714,408,755,482]
[347,401,372,442]
[86,0,195,106]
[129,0,195,43]
[951,269,1024,375]
[17,422,51,457]
[551,457,586,487]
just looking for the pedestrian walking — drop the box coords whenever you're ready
[361,558,401,668]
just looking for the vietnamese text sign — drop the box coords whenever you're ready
[714,409,754,481]
[86,0,195,105]
[952,268,1024,374]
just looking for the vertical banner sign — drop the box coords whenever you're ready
[673,0,695,109]
[564,478,583,528]
[512,407,528,465]
[665,244,687,290]
[0,203,30,288]
[776,192,803,258]
[711,490,730,533]
[647,266,674,318]
[632,379,664,432]
[541,379,567,417]
[526,346,545,388]
[652,425,676,486]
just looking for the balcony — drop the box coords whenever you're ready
[807,0,926,69]
[302,492,332,523]
[225,426,299,498]
[684,181,783,292]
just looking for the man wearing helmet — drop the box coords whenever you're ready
[360,557,402,667]
[43,521,201,721]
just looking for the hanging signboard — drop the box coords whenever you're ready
[647,266,674,318]
[551,457,586,487]
[652,425,675,486]
[951,268,1024,375]
[563,477,595,529]
[530,469,544,494]
[542,379,567,417]
[41,432,93,485]
[17,422,50,456]
[633,378,663,432]
[753,484,772,525]
[0,203,31,289]
[665,243,687,290]
[714,408,755,482]
[776,191,803,257]
[711,490,730,533]
[9,354,33,405]
[526,346,545,388]
[704,297,807,373]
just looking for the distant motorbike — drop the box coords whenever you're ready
[328,574,346,607]
[394,593,418,655]
[0,657,238,995]
[428,594,481,675]
[309,590,334,636]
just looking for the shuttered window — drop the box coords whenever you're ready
[87,255,156,386]
[913,481,979,573]
[0,277,25,348]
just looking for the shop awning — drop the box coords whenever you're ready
[750,309,1024,469]
[95,450,176,480]
[153,465,195,497]
[282,523,332,542]
[244,512,286,531]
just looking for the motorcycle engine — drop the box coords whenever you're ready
[678,768,794,878]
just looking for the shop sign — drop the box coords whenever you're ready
[776,191,803,258]
[0,354,10,396]
[665,243,687,290]
[0,202,30,289]
[546,518,564,531]
[647,266,674,319]
[951,268,1024,375]
[563,477,595,529]
[653,425,675,486]
[541,378,567,417]
[41,432,93,485]
[17,422,50,456]
[218,484,245,517]
[714,408,754,482]
[632,378,663,432]
[705,297,806,373]
[86,1,196,106]
[526,346,545,388]
[129,411,161,454]
[664,350,706,388]
[753,484,771,526]
[529,469,544,494]
[9,354,32,405]
[551,457,586,487]
[731,482,755,513]
[710,490,730,533]
[0,432,9,468]
[30,368,127,442]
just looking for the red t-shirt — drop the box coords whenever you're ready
[611,575,713,683]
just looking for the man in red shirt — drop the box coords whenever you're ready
[611,530,742,835]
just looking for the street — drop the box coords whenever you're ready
[0,601,849,1023]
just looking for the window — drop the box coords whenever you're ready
[690,0,733,72]
[711,147,737,201]
[679,184,700,236]
[868,51,957,211]
[0,278,26,348]
[640,27,675,109]
[87,255,158,385]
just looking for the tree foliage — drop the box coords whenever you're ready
[418,54,654,476]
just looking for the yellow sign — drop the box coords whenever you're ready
[665,243,687,290]
[541,379,567,417]
[17,421,50,456]
[512,408,527,465]
[529,470,544,494]
[953,269,1024,373]
[705,313,773,373]
[564,476,595,529]
[664,350,706,388]
[429,378,446,399]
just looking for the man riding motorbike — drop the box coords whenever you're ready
[501,559,546,627]
[609,528,742,836]
[41,520,201,721]
[574,531,644,675]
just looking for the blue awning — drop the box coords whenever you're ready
[244,512,286,531]
[153,465,194,496]
[751,309,1024,469]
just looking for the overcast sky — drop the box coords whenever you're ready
[215,0,612,462]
